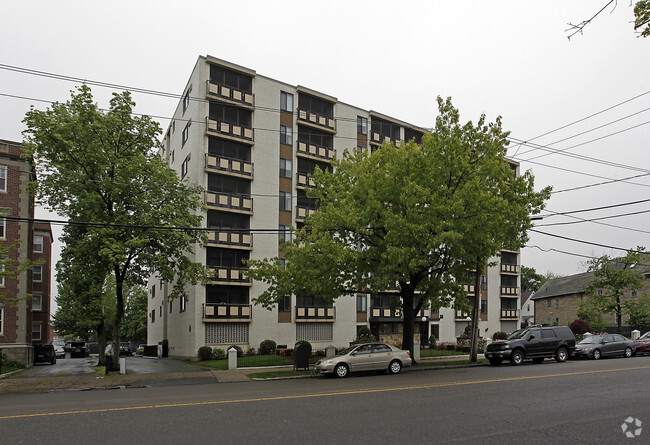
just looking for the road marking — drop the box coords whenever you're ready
[2,364,650,420]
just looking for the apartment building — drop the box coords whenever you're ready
[0,139,53,365]
[147,56,522,359]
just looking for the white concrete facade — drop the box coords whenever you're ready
[147,56,522,359]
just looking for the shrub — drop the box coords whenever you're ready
[570,319,591,336]
[358,326,372,337]
[212,348,226,360]
[228,344,243,357]
[445,344,455,351]
[259,339,277,355]
[280,348,294,357]
[198,346,213,361]
[493,331,508,340]
[294,340,312,356]
[429,334,437,348]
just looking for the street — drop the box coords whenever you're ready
[2,356,650,444]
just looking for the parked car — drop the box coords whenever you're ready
[314,342,412,378]
[634,331,650,355]
[33,344,57,365]
[137,344,146,355]
[54,345,66,359]
[573,334,635,359]
[119,343,134,356]
[485,325,576,366]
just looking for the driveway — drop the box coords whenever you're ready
[22,354,201,377]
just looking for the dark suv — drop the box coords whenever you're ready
[33,344,57,365]
[485,326,576,366]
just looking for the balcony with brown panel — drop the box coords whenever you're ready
[205,153,253,179]
[206,117,254,144]
[295,305,336,322]
[205,191,253,215]
[296,140,335,163]
[296,109,336,134]
[206,80,255,109]
[203,303,252,322]
[207,266,252,286]
[206,230,253,250]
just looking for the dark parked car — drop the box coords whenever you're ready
[573,334,635,359]
[634,331,650,355]
[119,343,134,356]
[485,325,576,366]
[33,344,57,365]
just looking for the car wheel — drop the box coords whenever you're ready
[624,347,632,358]
[488,358,502,366]
[592,349,601,360]
[532,357,544,364]
[334,363,349,378]
[555,347,568,363]
[388,360,402,374]
[510,350,524,366]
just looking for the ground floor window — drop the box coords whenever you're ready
[32,321,42,341]
[296,323,333,342]
[205,322,249,344]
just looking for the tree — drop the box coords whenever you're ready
[582,248,646,334]
[625,294,650,331]
[23,85,208,368]
[247,97,550,357]
[635,0,650,37]
[120,283,148,343]
[521,266,546,292]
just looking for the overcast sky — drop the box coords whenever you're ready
[1,1,648,304]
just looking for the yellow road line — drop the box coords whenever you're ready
[2,365,649,420]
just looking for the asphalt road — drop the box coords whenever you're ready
[2,356,650,444]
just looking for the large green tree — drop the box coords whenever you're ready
[23,85,207,368]
[635,0,650,37]
[521,266,547,292]
[247,97,550,355]
[580,248,646,334]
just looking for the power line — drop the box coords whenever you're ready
[529,228,645,253]
[541,197,650,217]
[550,172,650,194]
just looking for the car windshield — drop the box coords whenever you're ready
[506,329,529,340]
[639,331,650,340]
[579,336,604,345]
[339,346,360,356]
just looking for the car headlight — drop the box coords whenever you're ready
[503,344,510,349]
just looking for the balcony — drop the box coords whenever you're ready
[297,108,336,133]
[455,310,472,321]
[500,309,520,320]
[500,286,519,297]
[203,303,252,322]
[370,307,434,321]
[206,191,253,215]
[206,230,253,250]
[370,132,402,147]
[206,117,254,144]
[296,171,315,190]
[296,205,317,222]
[206,80,254,109]
[463,284,476,295]
[205,154,253,179]
[500,263,520,274]
[295,305,336,322]
[208,266,251,286]
[296,141,335,162]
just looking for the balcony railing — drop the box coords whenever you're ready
[295,305,336,322]
[370,132,402,147]
[206,191,253,214]
[203,303,252,321]
[206,230,253,250]
[500,263,520,274]
[455,310,472,321]
[207,266,251,285]
[500,286,519,296]
[205,154,253,179]
[296,205,317,222]
[206,80,254,107]
[206,117,254,143]
[370,307,434,320]
[463,284,476,295]
[500,309,520,320]
[297,108,336,133]
[296,171,316,189]
[296,141,335,162]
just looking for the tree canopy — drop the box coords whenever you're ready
[23,85,208,364]
[247,97,550,353]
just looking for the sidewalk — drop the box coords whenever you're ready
[0,354,485,394]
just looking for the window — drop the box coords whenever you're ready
[151,309,156,323]
[280,91,293,112]
[182,86,192,113]
[278,295,291,312]
[0,217,5,239]
[357,294,367,312]
[0,165,6,192]
[0,305,3,335]
[182,120,191,146]
[546,299,551,307]
[280,125,293,145]
[279,225,291,244]
[180,296,186,312]
[0,264,4,287]
[631,290,638,299]
[357,116,368,135]
[160,280,163,290]
[32,294,42,312]
[32,321,42,341]
[151,285,155,299]
[481,300,487,314]
[34,235,44,253]
[160,306,162,317]
[181,154,190,179]
[169,300,173,313]
[33,265,43,282]
[279,158,292,178]
[555,299,559,309]
[279,191,292,211]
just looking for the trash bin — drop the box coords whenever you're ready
[294,343,310,371]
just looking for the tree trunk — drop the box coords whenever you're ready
[470,261,481,362]
[97,320,107,366]
[401,286,416,363]
[616,298,622,334]
[113,265,125,370]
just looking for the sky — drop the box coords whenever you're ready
[1,1,649,306]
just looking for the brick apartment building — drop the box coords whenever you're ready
[0,139,53,365]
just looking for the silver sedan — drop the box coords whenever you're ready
[314,342,412,378]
